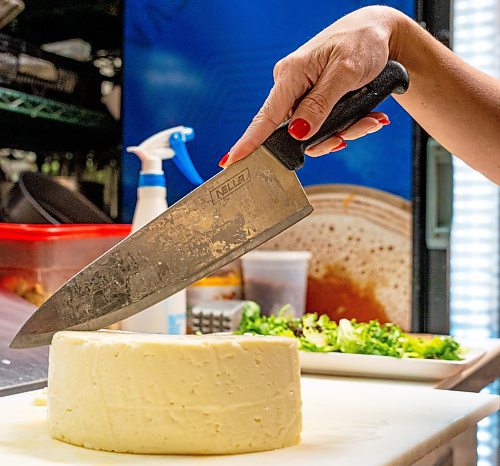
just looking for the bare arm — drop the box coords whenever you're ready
[392,13,500,183]
[225,6,500,184]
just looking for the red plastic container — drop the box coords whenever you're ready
[0,224,131,297]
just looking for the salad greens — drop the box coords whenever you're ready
[238,302,463,360]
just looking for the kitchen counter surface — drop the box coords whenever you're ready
[1,289,498,463]
[0,376,498,466]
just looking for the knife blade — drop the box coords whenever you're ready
[11,61,409,348]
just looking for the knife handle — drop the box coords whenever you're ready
[263,60,409,171]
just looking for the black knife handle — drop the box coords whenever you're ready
[263,60,409,170]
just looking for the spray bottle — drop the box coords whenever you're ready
[121,126,203,334]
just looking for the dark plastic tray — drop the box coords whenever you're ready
[3,172,112,224]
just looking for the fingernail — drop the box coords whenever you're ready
[218,152,230,168]
[288,118,311,139]
[331,139,347,152]
[378,117,390,125]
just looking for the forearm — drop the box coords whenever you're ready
[390,11,500,184]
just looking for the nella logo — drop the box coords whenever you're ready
[210,169,251,204]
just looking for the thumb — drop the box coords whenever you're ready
[226,79,304,166]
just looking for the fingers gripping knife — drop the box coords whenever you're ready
[11,61,409,348]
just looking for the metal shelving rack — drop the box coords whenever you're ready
[0,0,122,151]
[0,86,118,151]
[0,86,115,129]
[0,0,122,215]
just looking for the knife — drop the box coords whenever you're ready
[10,61,409,349]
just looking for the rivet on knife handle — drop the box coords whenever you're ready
[264,60,410,171]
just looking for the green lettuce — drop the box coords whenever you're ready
[237,302,463,360]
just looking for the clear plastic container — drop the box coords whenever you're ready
[241,251,311,317]
[0,224,131,304]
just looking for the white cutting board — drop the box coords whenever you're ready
[0,376,498,466]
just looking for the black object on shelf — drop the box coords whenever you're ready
[3,171,112,224]
[4,0,122,51]
[0,32,103,108]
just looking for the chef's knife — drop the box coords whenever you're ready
[11,61,409,349]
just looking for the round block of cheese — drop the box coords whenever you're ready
[47,331,302,455]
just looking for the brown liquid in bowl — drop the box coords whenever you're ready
[306,273,388,323]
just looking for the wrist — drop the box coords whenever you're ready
[387,9,420,73]
[358,6,414,67]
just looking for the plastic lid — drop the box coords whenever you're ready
[0,224,132,242]
[242,251,312,261]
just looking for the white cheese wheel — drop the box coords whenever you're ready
[47,331,302,454]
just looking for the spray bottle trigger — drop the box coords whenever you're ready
[169,130,203,186]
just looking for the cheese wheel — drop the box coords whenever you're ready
[47,331,302,454]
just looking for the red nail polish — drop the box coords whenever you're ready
[378,117,390,125]
[288,118,311,139]
[218,152,230,167]
[331,140,347,152]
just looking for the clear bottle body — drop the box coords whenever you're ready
[120,185,187,334]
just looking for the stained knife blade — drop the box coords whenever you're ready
[10,149,312,348]
[11,61,409,348]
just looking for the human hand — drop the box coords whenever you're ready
[221,6,401,167]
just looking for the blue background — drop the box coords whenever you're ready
[122,0,414,222]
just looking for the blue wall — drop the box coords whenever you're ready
[122,0,414,222]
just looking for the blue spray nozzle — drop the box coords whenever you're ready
[182,127,195,142]
[169,129,203,186]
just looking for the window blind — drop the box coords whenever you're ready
[452,1,499,465]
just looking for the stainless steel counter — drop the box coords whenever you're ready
[0,289,48,396]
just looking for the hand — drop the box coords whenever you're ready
[222,6,400,167]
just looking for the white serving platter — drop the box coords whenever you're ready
[299,346,485,381]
